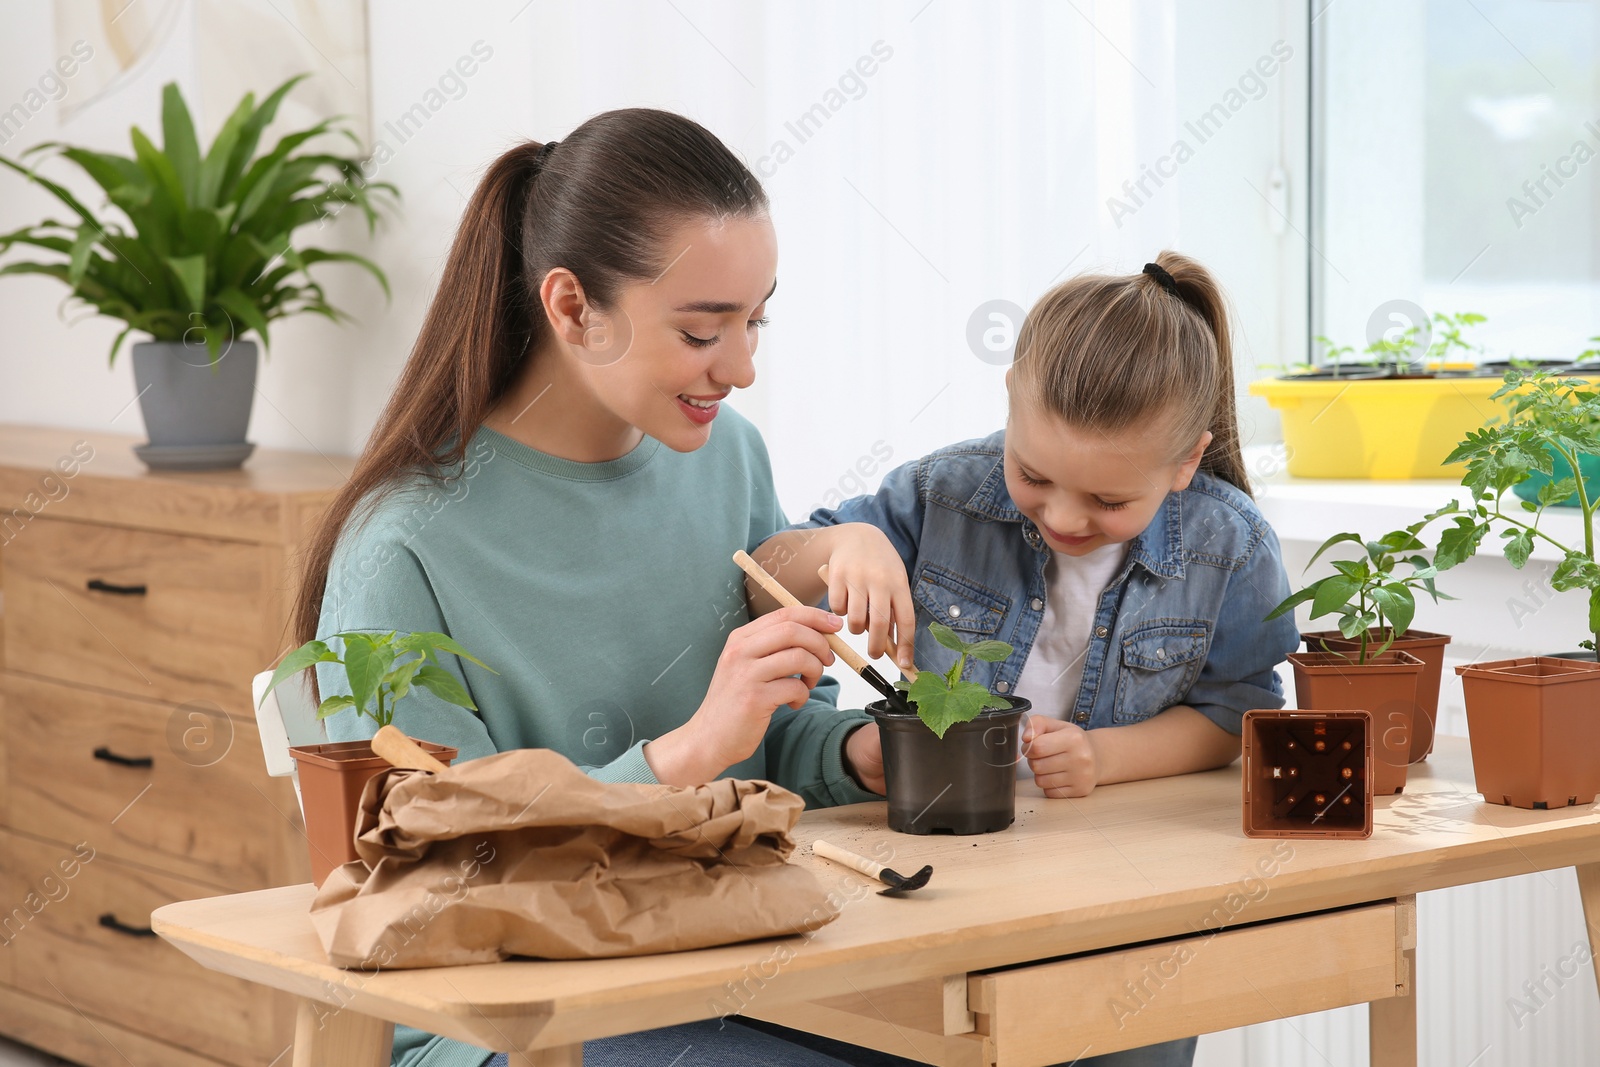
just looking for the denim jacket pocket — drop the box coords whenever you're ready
[1112,620,1213,724]
[912,562,1010,638]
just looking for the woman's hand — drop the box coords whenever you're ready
[820,523,916,671]
[843,723,886,794]
[644,606,841,785]
[1022,714,1102,798]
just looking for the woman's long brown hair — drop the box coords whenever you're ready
[291,109,768,646]
[1011,249,1251,494]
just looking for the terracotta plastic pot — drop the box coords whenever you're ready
[1300,630,1451,762]
[1241,710,1373,839]
[292,737,458,886]
[867,698,1030,835]
[1287,651,1423,796]
[1455,656,1600,809]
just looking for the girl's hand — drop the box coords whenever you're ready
[1022,714,1102,798]
[843,723,886,794]
[646,606,840,785]
[821,523,916,670]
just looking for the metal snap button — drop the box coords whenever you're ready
[1094,625,1109,638]
[1156,648,1166,659]
[1074,712,1089,723]
[995,681,1009,693]
[948,604,962,618]
[1030,597,1044,611]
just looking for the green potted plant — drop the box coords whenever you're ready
[1266,527,1446,796]
[1429,370,1600,809]
[1269,522,1454,767]
[0,74,395,470]
[1249,309,1501,479]
[260,630,493,885]
[868,623,1028,835]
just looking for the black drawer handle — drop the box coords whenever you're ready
[87,579,147,596]
[98,913,157,938]
[93,746,153,769]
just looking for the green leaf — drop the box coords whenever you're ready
[1537,477,1578,507]
[67,224,97,286]
[259,639,338,706]
[1434,518,1487,570]
[914,679,992,738]
[160,82,201,206]
[1264,584,1318,621]
[1310,575,1362,619]
[928,621,967,652]
[314,694,356,721]
[1590,587,1600,638]
[340,633,393,718]
[964,639,1015,663]
[164,254,206,313]
[385,657,425,703]
[396,630,494,671]
[1503,528,1535,569]
[1369,583,1415,636]
[1305,531,1364,571]
[412,664,478,710]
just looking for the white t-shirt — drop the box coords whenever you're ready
[1014,541,1129,722]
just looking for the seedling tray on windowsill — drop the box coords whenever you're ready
[1241,710,1374,840]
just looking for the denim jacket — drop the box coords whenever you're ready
[786,431,1300,734]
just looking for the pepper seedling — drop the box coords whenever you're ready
[895,622,1014,738]
[260,630,495,727]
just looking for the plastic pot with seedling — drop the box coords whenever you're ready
[1428,370,1600,808]
[867,623,1029,835]
[1267,523,1453,795]
[260,630,493,884]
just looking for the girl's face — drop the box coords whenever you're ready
[544,213,778,454]
[1003,396,1211,557]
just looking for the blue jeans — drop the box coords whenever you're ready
[485,1018,1197,1066]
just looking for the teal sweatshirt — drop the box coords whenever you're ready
[315,409,876,1067]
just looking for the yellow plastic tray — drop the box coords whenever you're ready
[1249,375,1507,479]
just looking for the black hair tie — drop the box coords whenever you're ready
[1143,261,1180,297]
[532,139,560,173]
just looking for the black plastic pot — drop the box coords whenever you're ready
[867,697,1030,835]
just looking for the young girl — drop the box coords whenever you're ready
[297,109,888,1067]
[754,255,1299,1067]
[756,255,1298,806]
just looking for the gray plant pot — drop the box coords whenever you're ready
[131,339,257,470]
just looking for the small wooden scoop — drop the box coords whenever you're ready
[813,840,933,896]
[733,550,917,711]
[371,725,449,772]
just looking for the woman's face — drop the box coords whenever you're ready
[1002,396,1210,557]
[548,213,778,454]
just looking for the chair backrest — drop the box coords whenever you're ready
[252,670,326,813]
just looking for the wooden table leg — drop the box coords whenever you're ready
[1578,862,1600,994]
[292,998,394,1067]
[507,1047,582,1066]
[1369,896,1418,1067]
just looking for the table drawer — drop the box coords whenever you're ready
[2,518,268,704]
[969,901,1413,1065]
[2,674,306,891]
[0,830,282,1065]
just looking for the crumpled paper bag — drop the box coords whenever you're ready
[308,748,837,969]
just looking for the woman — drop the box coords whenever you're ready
[294,109,887,1067]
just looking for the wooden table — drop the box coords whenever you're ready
[152,737,1600,1067]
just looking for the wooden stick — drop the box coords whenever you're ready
[371,725,449,773]
[733,551,872,673]
[813,839,887,882]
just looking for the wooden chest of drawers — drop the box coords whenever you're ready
[0,425,349,1067]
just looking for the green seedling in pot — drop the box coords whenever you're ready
[1430,370,1600,655]
[1265,520,1452,664]
[895,622,1013,738]
[1426,311,1486,365]
[260,630,495,727]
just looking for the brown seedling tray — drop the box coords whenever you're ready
[1241,710,1374,839]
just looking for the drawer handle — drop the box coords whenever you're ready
[98,913,157,938]
[93,746,153,769]
[87,579,148,596]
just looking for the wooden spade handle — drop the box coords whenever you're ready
[733,551,871,673]
[813,839,887,881]
[371,725,449,773]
